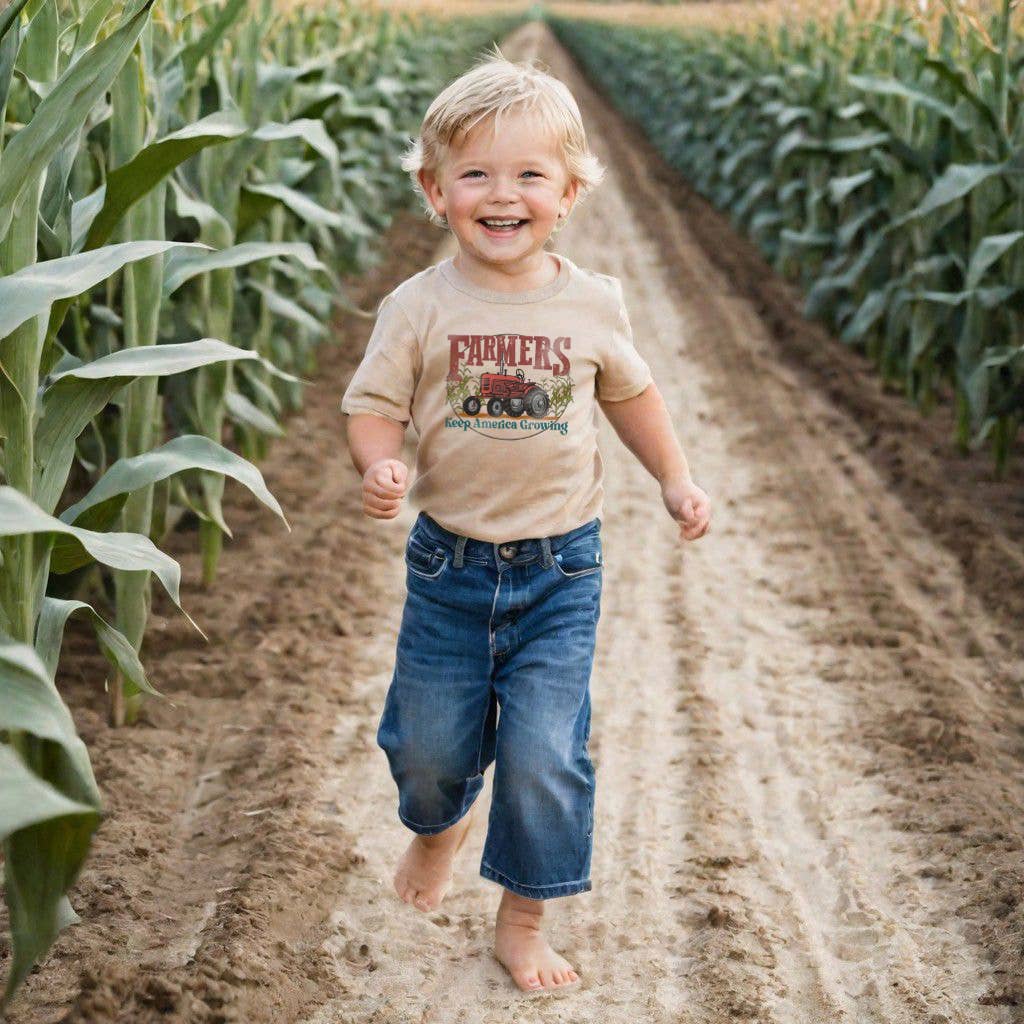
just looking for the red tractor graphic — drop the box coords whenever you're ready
[462,354,550,419]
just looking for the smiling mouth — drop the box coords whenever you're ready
[478,218,529,234]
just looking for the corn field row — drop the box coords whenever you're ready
[551,0,1024,473]
[545,0,1023,38]
[0,0,522,1005]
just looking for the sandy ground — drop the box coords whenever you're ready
[4,19,1024,1024]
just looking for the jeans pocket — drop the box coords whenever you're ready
[406,534,449,580]
[552,533,603,580]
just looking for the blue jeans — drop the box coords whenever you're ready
[377,511,604,900]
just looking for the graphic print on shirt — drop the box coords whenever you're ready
[444,331,574,441]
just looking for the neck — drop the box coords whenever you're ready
[453,250,560,293]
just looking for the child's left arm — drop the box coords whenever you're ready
[598,382,711,542]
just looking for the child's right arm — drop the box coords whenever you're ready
[340,289,419,521]
[346,413,409,521]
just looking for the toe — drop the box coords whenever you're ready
[521,973,541,991]
[414,892,431,911]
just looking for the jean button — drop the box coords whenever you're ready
[498,543,518,559]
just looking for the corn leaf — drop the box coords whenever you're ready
[162,240,328,296]
[167,0,246,79]
[252,118,340,176]
[0,743,96,844]
[58,433,288,530]
[0,240,209,342]
[0,0,30,116]
[0,741,99,1007]
[238,181,349,234]
[34,597,160,698]
[846,72,969,130]
[898,162,1009,225]
[0,0,156,243]
[71,0,119,59]
[224,390,285,437]
[35,339,302,515]
[245,279,326,338]
[0,486,204,639]
[78,111,248,252]
[0,639,96,763]
[965,231,1024,290]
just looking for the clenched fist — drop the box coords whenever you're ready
[661,475,711,542]
[363,458,409,520]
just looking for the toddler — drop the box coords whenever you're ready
[340,46,711,995]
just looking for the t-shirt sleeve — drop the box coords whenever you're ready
[340,291,420,427]
[595,280,654,402]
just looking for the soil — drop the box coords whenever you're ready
[3,18,1024,1024]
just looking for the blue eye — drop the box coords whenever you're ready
[461,170,542,178]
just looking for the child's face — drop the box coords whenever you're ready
[419,110,578,269]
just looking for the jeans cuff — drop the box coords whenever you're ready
[479,860,592,900]
[398,800,472,835]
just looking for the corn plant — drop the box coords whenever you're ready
[550,0,1024,474]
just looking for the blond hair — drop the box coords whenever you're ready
[401,44,605,232]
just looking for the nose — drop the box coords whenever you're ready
[487,174,520,203]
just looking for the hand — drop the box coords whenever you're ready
[661,476,711,541]
[363,458,409,520]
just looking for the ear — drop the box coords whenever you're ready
[560,177,580,219]
[419,167,446,221]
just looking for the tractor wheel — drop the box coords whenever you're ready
[508,397,525,416]
[462,395,481,415]
[525,388,550,418]
[487,397,504,417]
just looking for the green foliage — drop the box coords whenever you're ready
[446,366,477,408]
[549,1,1023,473]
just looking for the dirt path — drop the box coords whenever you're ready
[5,19,1024,1024]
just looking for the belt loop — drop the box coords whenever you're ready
[454,535,467,569]
[540,536,554,568]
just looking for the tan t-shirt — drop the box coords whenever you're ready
[340,251,654,544]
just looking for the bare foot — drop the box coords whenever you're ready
[393,804,476,912]
[493,890,581,993]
